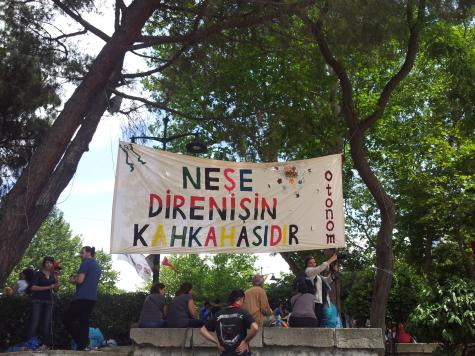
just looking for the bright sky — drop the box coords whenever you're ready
[53,2,289,292]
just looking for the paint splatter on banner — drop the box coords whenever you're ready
[110,142,345,254]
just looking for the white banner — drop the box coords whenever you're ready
[117,254,152,280]
[111,142,345,254]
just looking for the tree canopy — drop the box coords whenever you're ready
[156,253,256,305]
[0,1,62,196]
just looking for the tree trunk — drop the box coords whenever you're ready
[350,132,395,328]
[0,0,161,287]
[302,0,424,327]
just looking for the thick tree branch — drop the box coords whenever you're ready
[114,0,121,30]
[300,15,359,134]
[122,45,188,79]
[53,29,87,41]
[51,0,111,42]
[111,90,218,121]
[124,6,212,79]
[361,0,426,131]
[111,89,249,122]
[130,50,167,61]
[131,8,290,50]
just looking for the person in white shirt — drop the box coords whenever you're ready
[13,268,35,296]
[304,254,337,326]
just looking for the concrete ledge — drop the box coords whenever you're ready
[130,327,386,355]
[395,343,440,355]
[3,347,131,356]
[263,328,334,348]
[130,327,192,347]
[335,328,384,350]
[192,328,263,348]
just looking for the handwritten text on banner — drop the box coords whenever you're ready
[110,143,345,254]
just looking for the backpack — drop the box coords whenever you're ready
[216,310,245,352]
[293,271,316,295]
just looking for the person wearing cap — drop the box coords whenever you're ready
[63,246,101,351]
[27,256,60,349]
[241,275,273,327]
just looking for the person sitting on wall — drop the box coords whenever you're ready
[199,301,211,323]
[289,279,319,327]
[273,303,283,319]
[167,282,204,328]
[397,323,413,343]
[242,275,273,327]
[138,282,168,328]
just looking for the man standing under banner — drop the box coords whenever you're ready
[63,246,102,351]
[242,275,273,327]
[305,253,338,326]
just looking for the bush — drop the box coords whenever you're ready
[409,278,475,354]
[341,261,429,326]
[0,292,146,350]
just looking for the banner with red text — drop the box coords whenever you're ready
[110,142,345,254]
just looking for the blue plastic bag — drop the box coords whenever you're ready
[6,336,40,352]
[89,327,105,348]
[321,303,340,328]
[71,327,105,350]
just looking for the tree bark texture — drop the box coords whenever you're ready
[351,132,395,328]
[0,0,161,287]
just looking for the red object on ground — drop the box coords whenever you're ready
[471,241,475,258]
[397,324,412,343]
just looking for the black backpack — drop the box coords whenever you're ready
[216,310,245,352]
[293,271,316,295]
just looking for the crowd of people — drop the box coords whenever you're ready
[135,253,340,355]
[6,250,414,355]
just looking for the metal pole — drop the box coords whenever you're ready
[152,117,170,283]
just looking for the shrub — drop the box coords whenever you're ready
[0,292,146,350]
[409,278,475,355]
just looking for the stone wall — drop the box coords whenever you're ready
[130,327,385,356]
[1,331,440,355]
[392,343,440,355]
